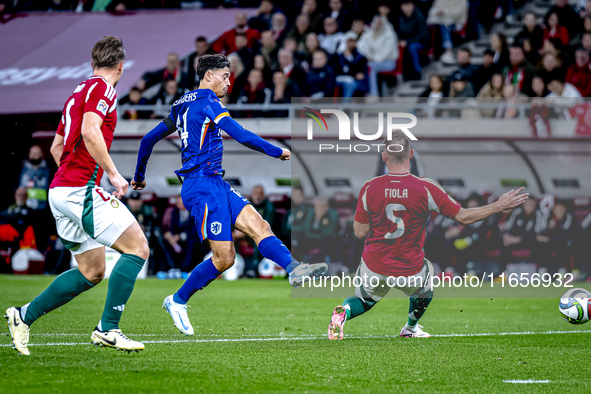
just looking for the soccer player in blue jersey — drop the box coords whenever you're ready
[132,54,327,335]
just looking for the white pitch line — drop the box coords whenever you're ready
[1,329,590,348]
[503,380,551,384]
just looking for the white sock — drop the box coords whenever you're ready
[405,323,418,333]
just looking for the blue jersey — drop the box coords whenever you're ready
[134,88,283,181]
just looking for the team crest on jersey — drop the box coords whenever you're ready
[211,221,222,235]
[97,99,109,116]
[110,199,120,209]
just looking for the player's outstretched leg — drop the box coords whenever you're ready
[328,296,376,340]
[4,247,105,355]
[91,222,148,352]
[235,205,328,288]
[400,290,433,338]
[164,240,233,335]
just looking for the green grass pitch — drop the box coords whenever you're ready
[1,275,590,393]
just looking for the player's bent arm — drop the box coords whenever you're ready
[81,112,118,176]
[133,117,176,184]
[453,188,529,225]
[216,116,284,158]
[353,220,370,239]
[50,133,64,166]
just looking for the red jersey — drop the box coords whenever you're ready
[354,173,461,276]
[50,76,118,188]
[568,103,591,136]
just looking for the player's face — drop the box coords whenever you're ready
[210,67,231,98]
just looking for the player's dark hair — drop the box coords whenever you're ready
[383,130,411,164]
[92,36,125,69]
[195,36,207,42]
[196,54,231,80]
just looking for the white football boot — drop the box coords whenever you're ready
[162,295,194,335]
[288,263,329,288]
[91,328,144,353]
[399,324,431,338]
[4,307,30,355]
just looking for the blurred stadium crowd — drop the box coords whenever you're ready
[2,145,591,280]
[5,0,589,118]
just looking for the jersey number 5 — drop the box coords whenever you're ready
[384,203,406,239]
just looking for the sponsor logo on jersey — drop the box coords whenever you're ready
[97,99,108,116]
[211,221,222,235]
[110,199,120,208]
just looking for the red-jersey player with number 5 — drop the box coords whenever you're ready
[4,37,149,355]
[328,130,529,340]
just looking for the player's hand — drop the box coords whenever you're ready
[496,188,529,211]
[131,179,147,191]
[279,149,291,161]
[109,172,128,199]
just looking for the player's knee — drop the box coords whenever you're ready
[213,247,235,271]
[135,239,150,261]
[80,264,105,285]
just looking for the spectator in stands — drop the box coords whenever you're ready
[282,185,311,259]
[250,185,275,225]
[328,0,351,32]
[503,45,535,96]
[162,196,199,272]
[260,30,279,71]
[237,69,269,117]
[545,0,581,38]
[515,12,545,57]
[253,53,273,86]
[449,71,475,101]
[583,31,591,52]
[453,48,479,88]
[151,79,183,119]
[19,145,50,210]
[278,48,307,88]
[270,12,288,46]
[497,84,525,119]
[543,12,570,47]
[248,0,276,32]
[357,15,399,97]
[418,74,447,118]
[227,53,246,104]
[185,36,215,91]
[334,31,369,100]
[477,73,505,117]
[301,0,325,33]
[303,33,321,68]
[566,47,591,97]
[501,196,538,251]
[269,70,301,116]
[472,49,497,93]
[286,13,312,52]
[397,0,430,80]
[303,197,340,263]
[234,32,255,70]
[319,17,345,55]
[537,53,562,84]
[120,87,151,120]
[570,16,591,48]
[213,12,261,55]
[137,52,182,91]
[427,0,469,65]
[548,76,583,101]
[490,33,510,71]
[305,50,336,98]
[531,74,550,98]
[0,187,35,241]
[535,200,577,273]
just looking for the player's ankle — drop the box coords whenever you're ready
[405,323,418,332]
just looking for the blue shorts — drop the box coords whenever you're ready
[181,175,250,242]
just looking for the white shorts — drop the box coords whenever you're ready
[354,258,434,303]
[49,185,135,255]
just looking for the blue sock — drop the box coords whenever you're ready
[258,236,300,274]
[173,258,220,304]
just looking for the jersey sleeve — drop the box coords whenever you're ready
[84,80,117,121]
[422,178,462,219]
[354,182,371,224]
[57,114,65,136]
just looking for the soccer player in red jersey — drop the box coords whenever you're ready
[4,37,149,355]
[328,130,529,340]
